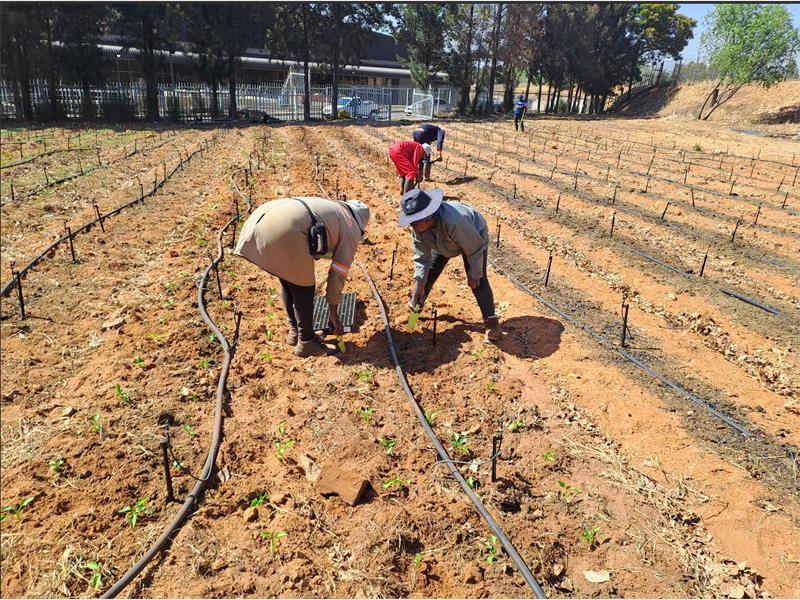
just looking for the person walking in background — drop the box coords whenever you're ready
[412,123,446,180]
[514,95,527,131]
[389,139,431,196]
[398,187,501,342]
[234,197,371,357]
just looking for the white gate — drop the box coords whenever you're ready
[408,88,434,119]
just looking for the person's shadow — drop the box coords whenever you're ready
[344,312,563,374]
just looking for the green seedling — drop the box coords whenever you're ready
[206,332,216,344]
[274,439,295,461]
[692,143,702,152]
[507,418,524,433]
[264,330,274,342]
[147,332,168,344]
[133,356,146,369]
[158,315,169,325]
[118,497,148,529]
[581,525,600,543]
[336,337,346,354]
[85,561,102,591]
[0,496,33,522]
[250,492,269,507]
[469,348,486,361]
[196,237,208,247]
[90,414,103,434]
[382,476,411,492]
[114,384,131,404]
[542,449,556,463]
[378,436,397,455]
[172,459,185,470]
[266,287,277,307]
[197,358,213,369]
[557,480,583,501]
[450,432,470,456]
[260,530,286,554]
[484,535,499,564]
[423,410,438,425]
[466,475,478,490]
[354,367,372,382]
[407,308,421,331]
[182,424,198,438]
[49,458,65,474]
[180,387,199,401]
[358,406,376,424]
[163,297,175,309]
[260,352,273,364]
[414,552,423,569]
[222,300,230,310]
[486,382,495,395]
[277,420,287,436]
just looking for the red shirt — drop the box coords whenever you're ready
[389,140,426,180]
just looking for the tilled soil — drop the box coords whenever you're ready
[1,115,797,599]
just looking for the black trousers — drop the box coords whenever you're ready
[514,113,525,131]
[279,278,315,341]
[423,250,495,319]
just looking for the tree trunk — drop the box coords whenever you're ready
[655,61,664,86]
[502,66,515,112]
[228,74,237,118]
[459,4,475,115]
[703,83,742,120]
[537,70,542,113]
[697,83,720,119]
[302,55,311,121]
[544,76,552,113]
[485,3,503,115]
[331,38,341,121]
[81,79,94,119]
[566,76,574,112]
[626,43,642,101]
[21,77,32,120]
[211,82,219,118]
[523,70,532,103]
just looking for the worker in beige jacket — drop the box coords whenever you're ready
[234,197,371,357]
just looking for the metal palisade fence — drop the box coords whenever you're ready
[0,79,464,123]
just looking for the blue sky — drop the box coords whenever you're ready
[670,3,800,66]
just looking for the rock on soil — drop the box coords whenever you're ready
[315,465,369,506]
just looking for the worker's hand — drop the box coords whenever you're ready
[468,277,480,290]
[436,150,443,162]
[329,306,345,336]
[409,280,426,310]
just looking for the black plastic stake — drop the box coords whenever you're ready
[683,167,688,184]
[777,175,784,192]
[464,160,468,177]
[43,166,50,184]
[699,249,708,277]
[605,164,610,182]
[512,183,517,199]
[94,203,105,232]
[782,191,788,209]
[753,204,761,226]
[431,306,438,348]
[690,187,695,207]
[213,262,223,299]
[544,251,553,287]
[10,181,14,202]
[65,222,76,263]
[496,220,501,248]
[610,210,616,237]
[730,218,741,242]
[389,242,397,280]
[139,182,144,203]
[12,264,25,320]
[660,201,670,220]
[160,437,175,503]
[549,165,556,180]
[620,303,630,348]
[96,147,101,166]
[555,193,561,213]
[644,176,650,193]
[728,179,735,195]
[612,185,617,205]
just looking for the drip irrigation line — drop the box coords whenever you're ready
[0,135,213,298]
[356,260,547,599]
[0,146,96,170]
[301,129,545,597]
[488,255,752,438]
[103,156,251,598]
[719,289,784,316]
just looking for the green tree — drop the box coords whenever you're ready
[0,4,45,119]
[625,4,695,100]
[318,3,391,119]
[698,4,800,119]
[394,3,447,89]
[54,4,110,118]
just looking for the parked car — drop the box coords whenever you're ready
[323,96,380,119]
[404,96,455,116]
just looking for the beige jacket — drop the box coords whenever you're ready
[234,197,363,305]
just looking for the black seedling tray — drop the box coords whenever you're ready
[313,292,357,333]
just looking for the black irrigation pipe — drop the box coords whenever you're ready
[102,161,249,599]
[0,135,213,299]
[719,289,784,317]
[303,131,546,598]
[2,134,179,203]
[488,255,752,438]
[0,146,95,170]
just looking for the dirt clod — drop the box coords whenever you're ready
[315,464,369,505]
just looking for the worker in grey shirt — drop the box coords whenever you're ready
[398,188,500,341]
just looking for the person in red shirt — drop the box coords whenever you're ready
[388,140,431,196]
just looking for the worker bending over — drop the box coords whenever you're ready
[412,123,446,180]
[234,197,371,357]
[398,188,501,342]
[389,139,431,196]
